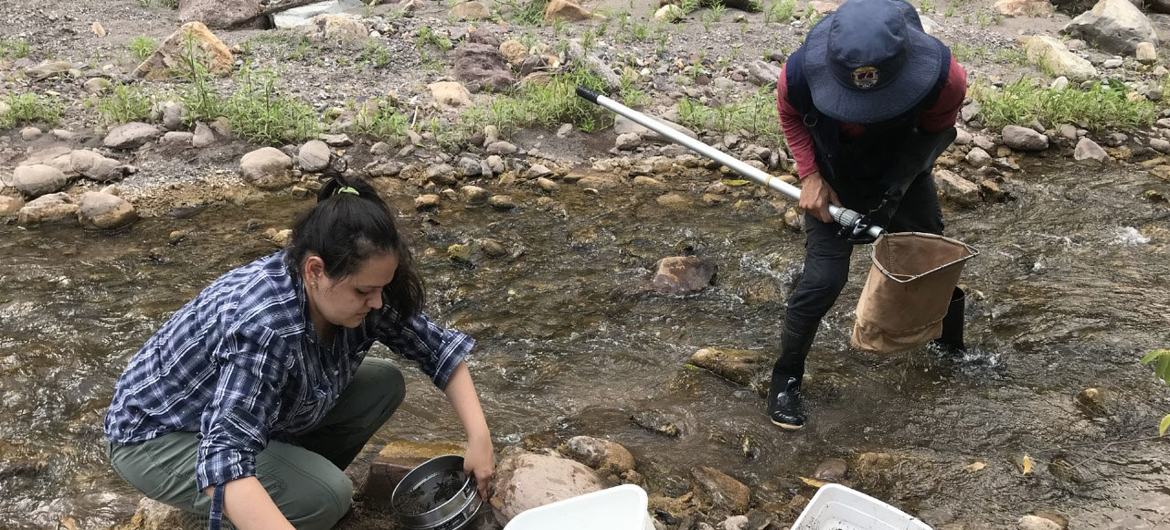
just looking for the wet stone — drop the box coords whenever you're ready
[535,177,558,193]
[1018,515,1062,530]
[488,194,516,210]
[692,466,750,513]
[631,410,682,437]
[813,458,848,482]
[479,238,508,257]
[563,436,636,474]
[652,256,716,295]
[687,348,769,387]
[415,194,440,210]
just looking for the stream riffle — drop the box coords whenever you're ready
[1,157,1168,529]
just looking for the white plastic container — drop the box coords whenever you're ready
[503,484,655,530]
[793,484,933,530]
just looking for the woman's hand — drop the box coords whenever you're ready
[443,362,495,499]
[464,433,495,500]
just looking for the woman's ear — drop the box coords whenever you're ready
[303,256,326,287]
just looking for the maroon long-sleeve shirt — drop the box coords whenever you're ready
[777,57,968,179]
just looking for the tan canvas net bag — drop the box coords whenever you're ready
[851,232,978,353]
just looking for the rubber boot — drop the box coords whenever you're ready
[932,286,966,354]
[768,323,816,430]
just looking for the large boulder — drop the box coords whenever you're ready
[489,452,605,525]
[691,466,750,513]
[652,256,717,295]
[302,14,369,47]
[1022,36,1099,80]
[179,0,262,29]
[68,150,123,182]
[133,22,234,80]
[1063,0,1158,54]
[563,436,636,474]
[995,0,1053,16]
[104,123,162,150]
[933,169,981,207]
[12,165,69,197]
[687,347,770,387]
[1002,125,1050,151]
[17,193,79,225]
[79,191,137,229]
[455,43,515,93]
[544,0,593,22]
[239,147,294,190]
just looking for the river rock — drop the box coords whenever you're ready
[489,452,605,524]
[535,177,559,193]
[12,165,69,197]
[364,438,466,500]
[239,147,294,190]
[616,133,642,150]
[103,122,161,150]
[633,176,665,189]
[415,194,440,210]
[1018,515,1062,530]
[20,127,43,141]
[687,347,769,387]
[455,42,515,93]
[1022,36,1099,81]
[69,150,123,182]
[451,0,490,19]
[24,60,74,81]
[747,60,781,86]
[134,22,233,80]
[303,14,368,47]
[461,185,490,205]
[1150,138,1170,154]
[179,0,261,28]
[965,147,992,167]
[121,498,184,530]
[0,195,25,216]
[814,458,849,482]
[1134,42,1159,64]
[159,101,184,131]
[79,191,137,229]
[544,0,592,22]
[297,140,330,172]
[429,81,473,108]
[499,40,528,65]
[564,436,636,474]
[161,131,194,146]
[995,0,1053,15]
[488,194,516,210]
[656,4,684,21]
[934,169,981,207]
[1063,0,1158,54]
[615,115,698,143]
[486,155,505,175]
[426,164,457,185]
[487,141,519,155]
[652,256,716,294]
[17,193,78,225]
[456,156,482,178]
[1002,125,1049,151]
[1074,137,1109,162]
[692,467,750,513]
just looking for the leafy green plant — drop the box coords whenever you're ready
[1140,349,1170,436]
[128,36,159,62]
[359,40,392,68]
[763,0,796,23]
[618,68,649,108]
[459,65,611,133]
[0,93,64,129]
[351,98,409,142]
[499,0,549,25]
[96,83,154,124]
[0,37,30,60]
[177,36,225,123]
[223,67,322,144]
[676,87,782,141]
[972,79,1157,131]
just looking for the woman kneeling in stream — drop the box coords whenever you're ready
[103,177,493,530]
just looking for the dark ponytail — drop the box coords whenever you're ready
[286,177,424,321]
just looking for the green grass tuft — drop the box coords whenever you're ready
[972,79,1157,131]
[128,36,160,62]
[96,84,154,124]
[1,93,64,129]
[676,87,782,141]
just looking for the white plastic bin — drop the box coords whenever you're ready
[793,483,933,530]
[503,484,655,530]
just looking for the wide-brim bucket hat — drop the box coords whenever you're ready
[802,0,947,124]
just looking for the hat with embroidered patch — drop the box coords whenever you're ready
[801,0,947,124]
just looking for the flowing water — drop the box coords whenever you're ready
[1,158,1169,529]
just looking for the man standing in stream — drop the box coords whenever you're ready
[769,0,970,430]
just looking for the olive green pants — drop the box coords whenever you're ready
[108,358,405,530]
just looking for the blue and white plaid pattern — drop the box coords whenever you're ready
[105,250,474,496]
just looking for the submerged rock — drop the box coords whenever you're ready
[489,452,605,525]
[17,193,79,225]
[631,410,683,437]
[687,347,770,387]
[563,436,636,474]
[79,191,137,229]
[652,256,717,295]
[692,466,750,513]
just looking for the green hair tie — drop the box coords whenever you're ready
[335,186,360,196]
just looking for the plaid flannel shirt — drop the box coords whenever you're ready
[104,250,474,498]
